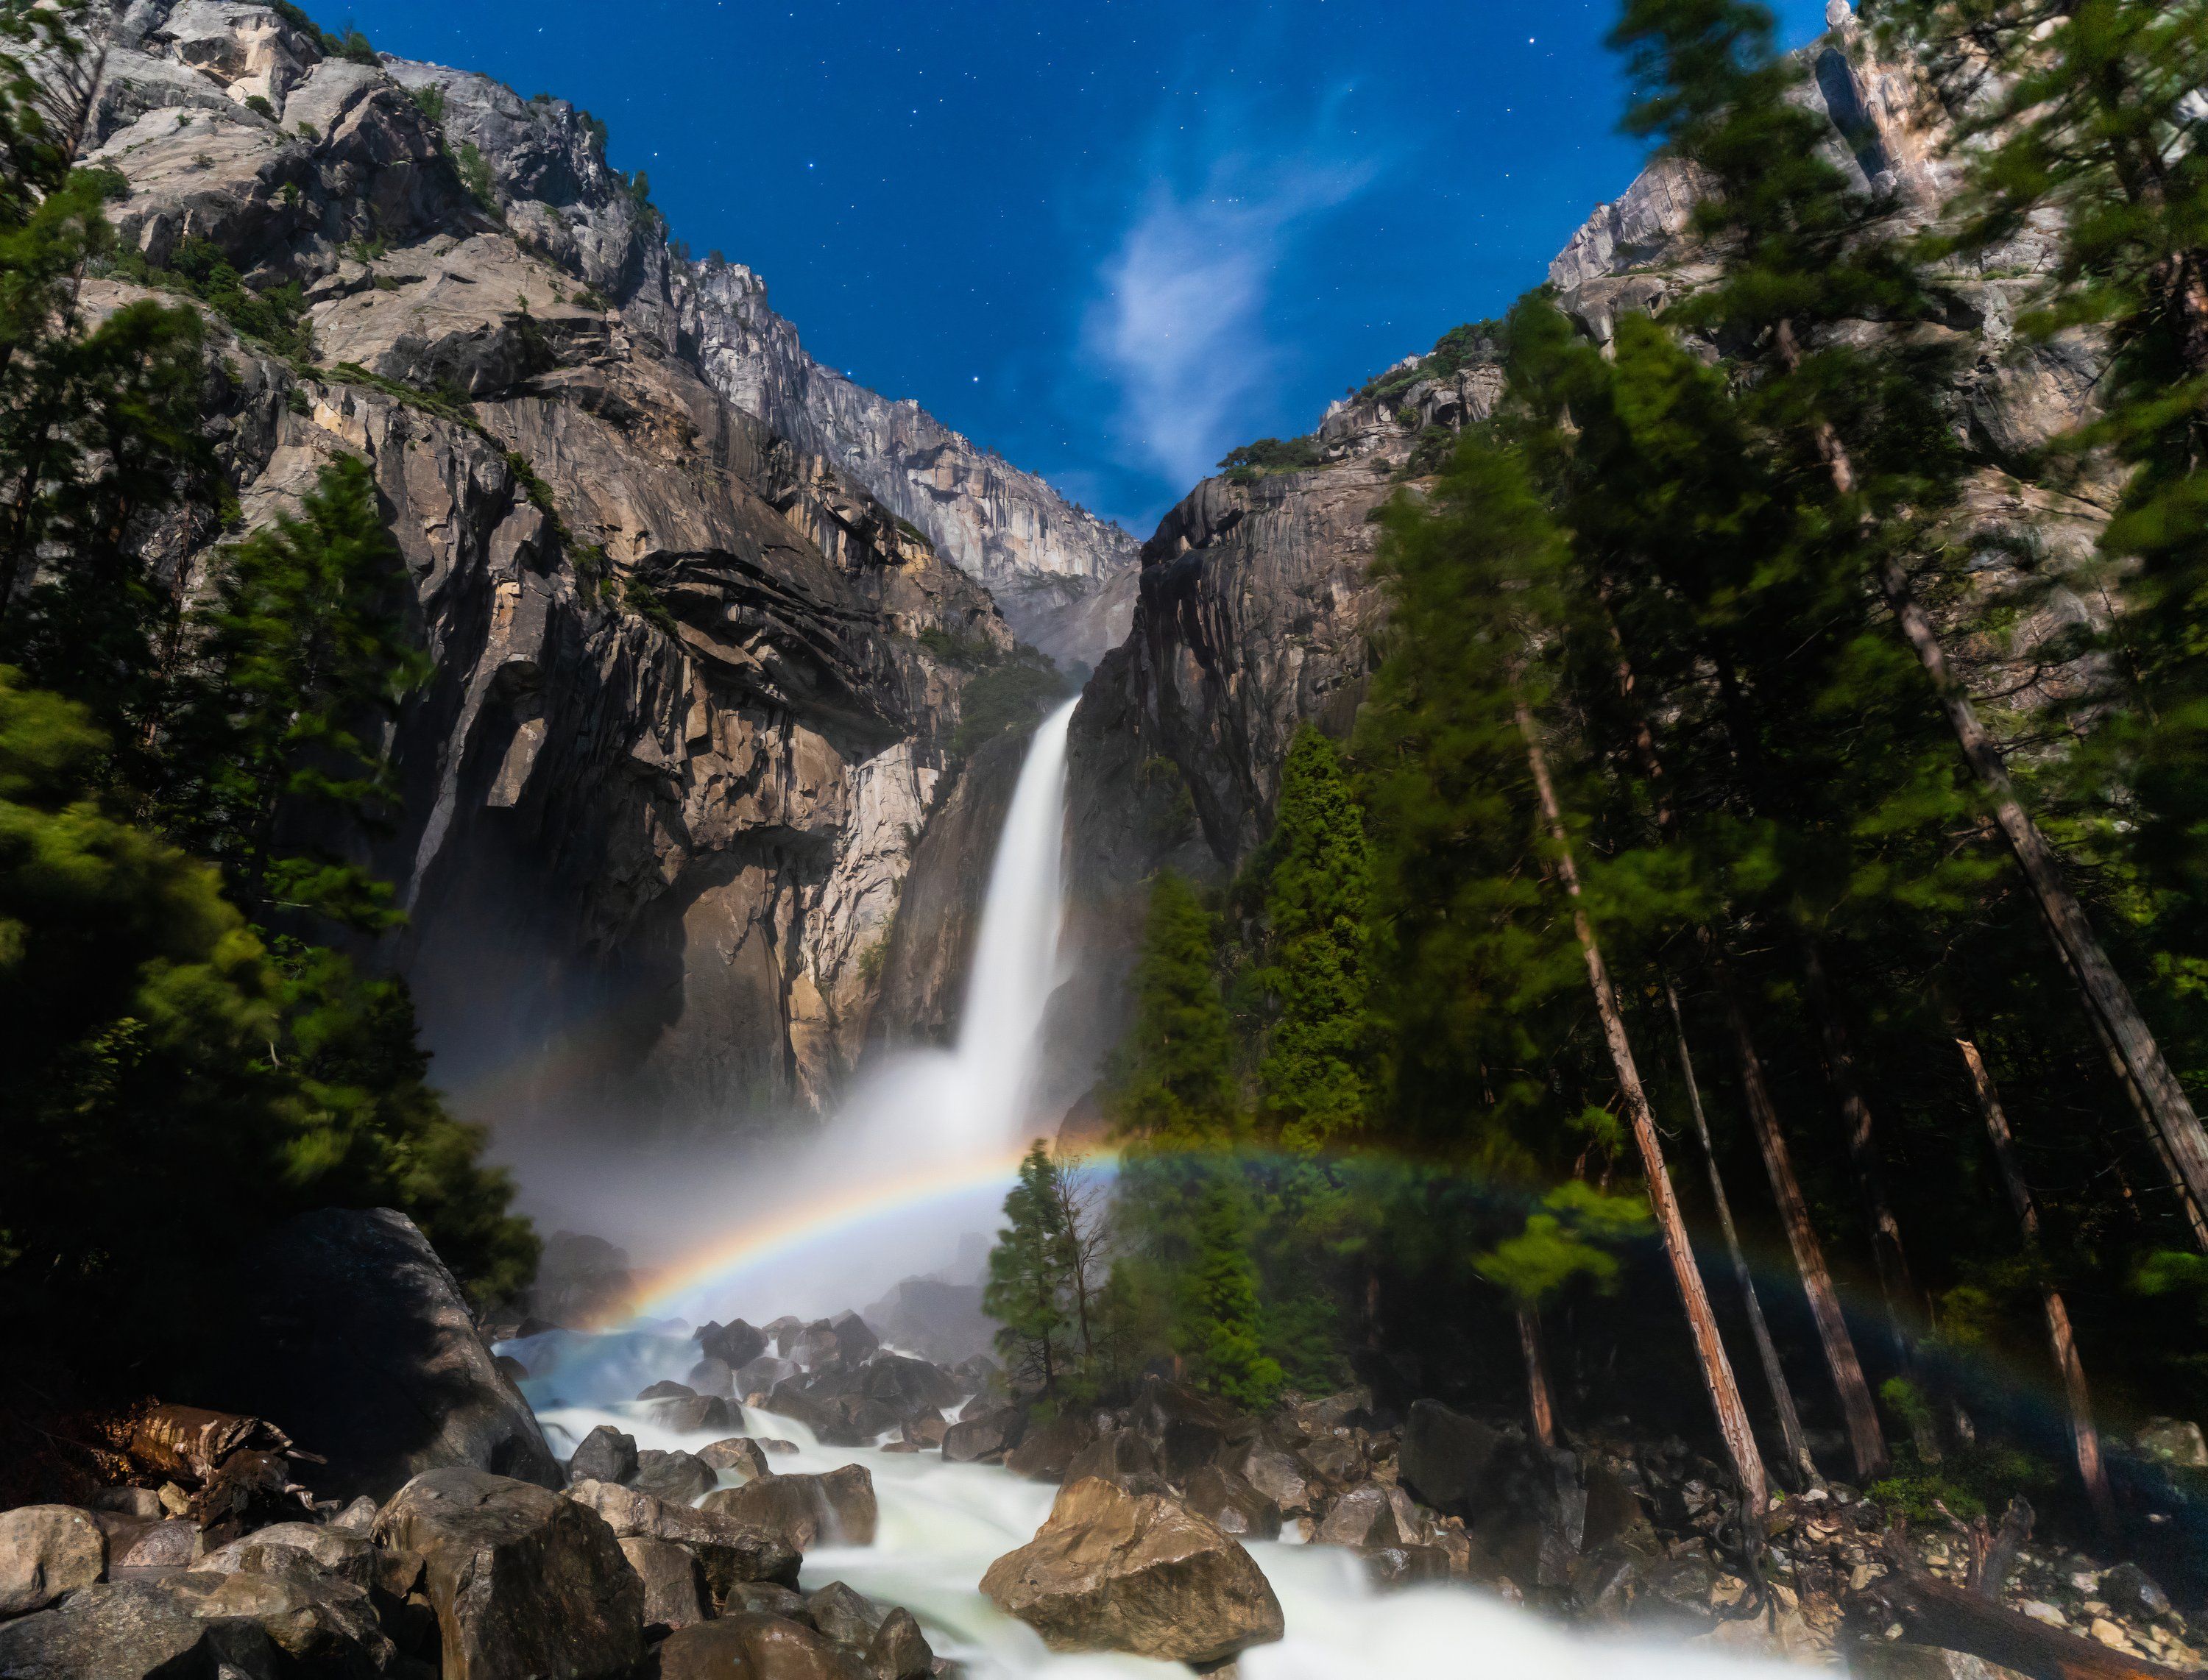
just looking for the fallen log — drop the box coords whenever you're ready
[126,1404,316,1484]
[1852,1545,2186,1680]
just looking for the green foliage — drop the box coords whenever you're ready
[1219,435,1321,483]
[1108,872,1240,1152]
[328,28,377,65]
[454,141,498,213]
[1476,1181,1652,1305]
[985,1143,1081,1396]
[950,645,1064,761]
[621,575,676,631]
[111,235,312,360]
[410,85,446,127]
[1359,319,1502,405]
[243,93,275,120]
[1178,1170,1282,1407]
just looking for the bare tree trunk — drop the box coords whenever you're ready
[1517,1306,1557,1451]
[1955,1038,2118,1532]
[1713,963,1891,1481]
[1664,979,1823,1489]
[1513,695,1770,1511]
[1801,938,1925,1355]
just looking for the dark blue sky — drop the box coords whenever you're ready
[339,0,1828,533]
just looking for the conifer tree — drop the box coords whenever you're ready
[986,1141,1078,1398]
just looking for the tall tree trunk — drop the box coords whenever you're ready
[1711,956,1891,1480]
[1517,1306,1557,1451]
[1777,316,2208,1229]
[1513,694,1770,1511]
[1955,1038,2118,1532]
[1665,979,1823,1490]
[1800,939,1924,1361]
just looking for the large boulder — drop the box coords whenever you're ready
[0,1505,105,1616]
[155,1566,397,1675]
[860,1355,962,1419]
[943,1405,1025,1464]
[697,1319,769,1372]
[1236,1444,1314,1516]
[645,1394,736,1436]
[866,1607,935,1680]
[698,1437,773,1480]
[632,1449,716,1506]
[1397,1400,1503,1515]
[648,1612,868,1680]
[567,1425,639,1487]
[805,1580,882,1646]
[197,1521,381,1590]
[701,1466,878,1549]
[1005,1414,1097,1482]
[1130,1379,1250,1480]
[620,1536,708,1631]
[1313,1482,1421,1550]
[1064,1430,1161,1490]
[565,1478,802,1594]
[1185,1465,1281,1540]
[202,1208,560,1503]
[377,1467,644,1680]
[979,1476,1284,1665]
[825,1312,880,1364]
[0,1580,282,1679]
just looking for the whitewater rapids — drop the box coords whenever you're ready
[508,1329,1805,1680]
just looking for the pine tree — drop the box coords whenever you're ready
[1107,870,1239,1152]
[985,1141,1078,1398]
[1180,1171,1282,1408]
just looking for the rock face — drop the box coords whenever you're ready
[0,1505,105,1617]
[673,260,1139,665]
[377,1467,645,1680]
[82,4,1094,1135]
[202,1208,559,1503]
[980,1475,1284,1665]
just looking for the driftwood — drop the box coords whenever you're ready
[1852,1516,2185,1680]
[128,1406,269,1481]
[126,1403,321,1531]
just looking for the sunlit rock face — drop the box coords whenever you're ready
[673,258,1140,669]
[85,2,1071,1134]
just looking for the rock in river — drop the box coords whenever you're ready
[0,1505,105,1617]
[980,1475,1284,1665]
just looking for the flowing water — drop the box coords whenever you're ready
[524,706,1801,1679]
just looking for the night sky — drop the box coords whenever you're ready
[334,0,1830,534]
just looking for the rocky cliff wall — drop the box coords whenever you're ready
[86,0,1055,1138]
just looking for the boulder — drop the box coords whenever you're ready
[793,1325,844,1372]
[687,1357,737,1399]
[2135,1417,2208,1470]
[1296,1387,1376,1433]
[1314,1483,1415,1550]
[646,1394,738,1435]
[113,1519,199,1568]
[1236,1445,1313,1516]
[1064,1430,1161,1490]
[0,1505,105,1616]
[860,1355,962,1418]
[725,1580,813,1621]
[639,1380,696,1402]
[91,1487,166,1520]
[765,1316,804,1356]
[633,1449,716,1506]
[698,1436,773,1480]
[697,1319,769,1372]
[648,1612,868,1680]
[330,1497,379,1535]
[979,1476,1284,1665]
[2101,1562,2173,1622]
[198,1521,379,1589]
[201,1208,561,1502]
[377,1467,644,1680]
[620,1535,708,1631]
[1397,1400,1503,1515]
[701,1466,878,1549]
[806,1580,882,1646]
[1005,1413,1098,1482]
[738,1355,801,1395]
[902,1417,947,1450]
[567,1425,639,1487]
[1365,1544,1457,1589]
[821,1396,902,1447]
[564,1478,802,1594]
[943,1405,1025,1464]
[765,1378,840,1438]
[1298,1434,1364,1488]
[826,1311,880,1364]
[866,1607,935,1680]
[155,1565,398,1674]
[1185,1465,1281,1540]
[0,1580,283,1679]
[1131,1379,1250,1480]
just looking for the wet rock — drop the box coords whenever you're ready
[699,1436,774,1480]
[0,1580,283,1679]
[760,1439,801,1456]
[1850,1640,2036,1680]
[648,1394,739,1436]
[1006,1414,1097,1482]
[565,1478,802,1593]
[766,1378,840,1438]
[701,1465,879,1549]
[740,1355,802,1395]
[203,1208,560,1503]
[1236,1445,1313,1517]
[648,1612,869,1680]
[91,1486,166,1520]
[726,1580,814,1622]
[113,1519,198,1568]
[902,1416,947,1450]
[621,1535,709,1631]
[793,1325,845,1372]
[2135,1418,2208,1470]
[0,1505,105,1616]
[640,1381,700,1402]
[1185,1465,1281,1541]
[866,1606,935,1680]
[1365,1544,1457,1589]
[807,1579,884,1646]
[766,1316,805,1356]
[633,1449,717,1506]
[1297,1389,1376,1434]
[980,1476,1284,1665]
[378,1467,643,1680]
[2101,1562,2173,1622]
[199,1521,378,1589]
[1298,1434,1365,1489]
[1131,1379,1250,1481]
[1063,1430,1160,1490]
[952,1354,1001,1393]
[944,1405,1025,1464]
[827,1311,881,1364]
[330,1497,380,1535]
[698,1319,770,1372]
[156,1564,398,1673]
[1397,1400,1503,1515]
[862,1355,963,1418]
[1313,1484,1418,1550]
[567,1424,640,1487]
[688,1357,738,1399]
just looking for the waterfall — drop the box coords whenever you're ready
[938,698,1078,1158]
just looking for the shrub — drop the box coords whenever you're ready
[454,141,497,213]
[410,85,446,127]
[243,93,275,120]
[952,645,1066,760]
[1219,435,1323,476]
[112,237,312,361]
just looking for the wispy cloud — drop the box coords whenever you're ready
[1082,98,1381,499]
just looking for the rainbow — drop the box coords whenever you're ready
[609,1145,1122,1327]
